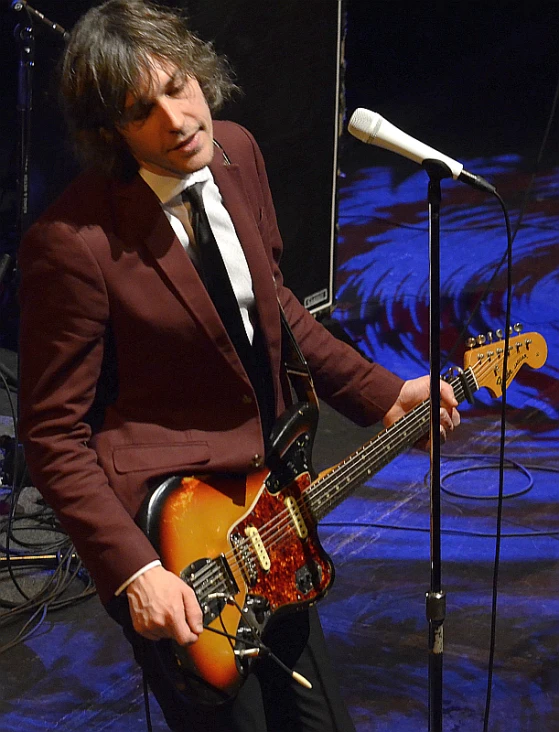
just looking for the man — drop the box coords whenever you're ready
[18,1,459,730]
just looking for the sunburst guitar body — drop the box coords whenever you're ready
[139,330,547,704]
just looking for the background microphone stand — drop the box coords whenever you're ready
[422,158,454,732]
[2,2,69,549]
[10,0,69,248]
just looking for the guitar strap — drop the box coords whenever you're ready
[277,298,319,411]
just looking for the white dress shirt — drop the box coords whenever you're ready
[140,166,256,343]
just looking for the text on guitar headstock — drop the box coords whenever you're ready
[463,324,547,397]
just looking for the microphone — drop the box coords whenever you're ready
[348,108,495,194]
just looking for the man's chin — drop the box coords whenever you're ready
[165,147,214,177]
[137,141,213,178]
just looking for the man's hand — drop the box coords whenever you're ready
[382,375,460,442]
[126,564,204,646]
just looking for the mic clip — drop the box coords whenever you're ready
[422,158,454,181]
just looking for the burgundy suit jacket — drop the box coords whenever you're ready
[18,121,403,604]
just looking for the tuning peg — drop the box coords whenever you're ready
[466,337,476,349]
[486,331,493,343]
[476,334,486,345]
[514,323,523,333]
[496,328,503,339]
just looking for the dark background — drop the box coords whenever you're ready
[343,2,559,163]
[1,1,558,346]
[0,0,344,350]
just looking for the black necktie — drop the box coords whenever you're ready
[182,182,251,357]
[181,182,276,443]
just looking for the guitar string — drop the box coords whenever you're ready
[193,351,505,602]
[190,357,490,598]
[189,356,492,598]
[248,388,452,553]
[255,352,503,547]
[189,372,461,598]
[189,346,523,600]
[190,388,443,600]
[254,345,520,544]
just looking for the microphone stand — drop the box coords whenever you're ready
[10,0,69,247]
[3,2,69,545]
[422,158,453,732]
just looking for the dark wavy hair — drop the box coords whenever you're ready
[60,0,238,178]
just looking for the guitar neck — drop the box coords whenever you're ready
[308,367,478,522]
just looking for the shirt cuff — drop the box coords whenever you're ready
[114,560,162,597]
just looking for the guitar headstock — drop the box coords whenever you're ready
[463,326,547,397]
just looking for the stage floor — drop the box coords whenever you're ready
[1,395,558,731]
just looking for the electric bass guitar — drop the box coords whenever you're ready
[139,329,547,703]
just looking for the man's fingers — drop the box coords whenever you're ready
[451,408,461,428]
[440,380,458,407]
[133,601,200,645]
[169,614,200,646]
[182,586,204,635]
[438,405,461,443]
[126,566,204,645]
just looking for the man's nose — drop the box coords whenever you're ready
[158,97,185,130]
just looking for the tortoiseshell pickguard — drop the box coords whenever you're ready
[230,471,333,611]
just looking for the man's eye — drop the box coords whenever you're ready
[167,83,185,97]
[124,101,154,124]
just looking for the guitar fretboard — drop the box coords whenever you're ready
[308,368,478,521]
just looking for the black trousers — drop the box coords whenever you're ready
[107,596,356,732]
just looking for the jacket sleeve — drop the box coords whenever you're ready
[18,220,160,603]
[235,124,405,426]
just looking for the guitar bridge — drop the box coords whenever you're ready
[181,554,239,625]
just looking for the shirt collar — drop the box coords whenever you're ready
[139,166,212,207]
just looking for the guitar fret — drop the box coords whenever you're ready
[308,370,481,522]
[140,333,545,701]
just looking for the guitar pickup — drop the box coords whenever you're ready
[285,495,308,539]
[231,531,259,586]
[245,526,271,572]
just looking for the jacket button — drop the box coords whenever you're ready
[251,454,263,469]
[242,394,253,404]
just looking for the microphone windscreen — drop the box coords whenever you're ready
[348,108,383,143]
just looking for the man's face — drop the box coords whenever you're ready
[118,58,214,178]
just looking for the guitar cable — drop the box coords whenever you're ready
[203,592,313,689]
[445,64,559,732]
[138,589,315,731]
